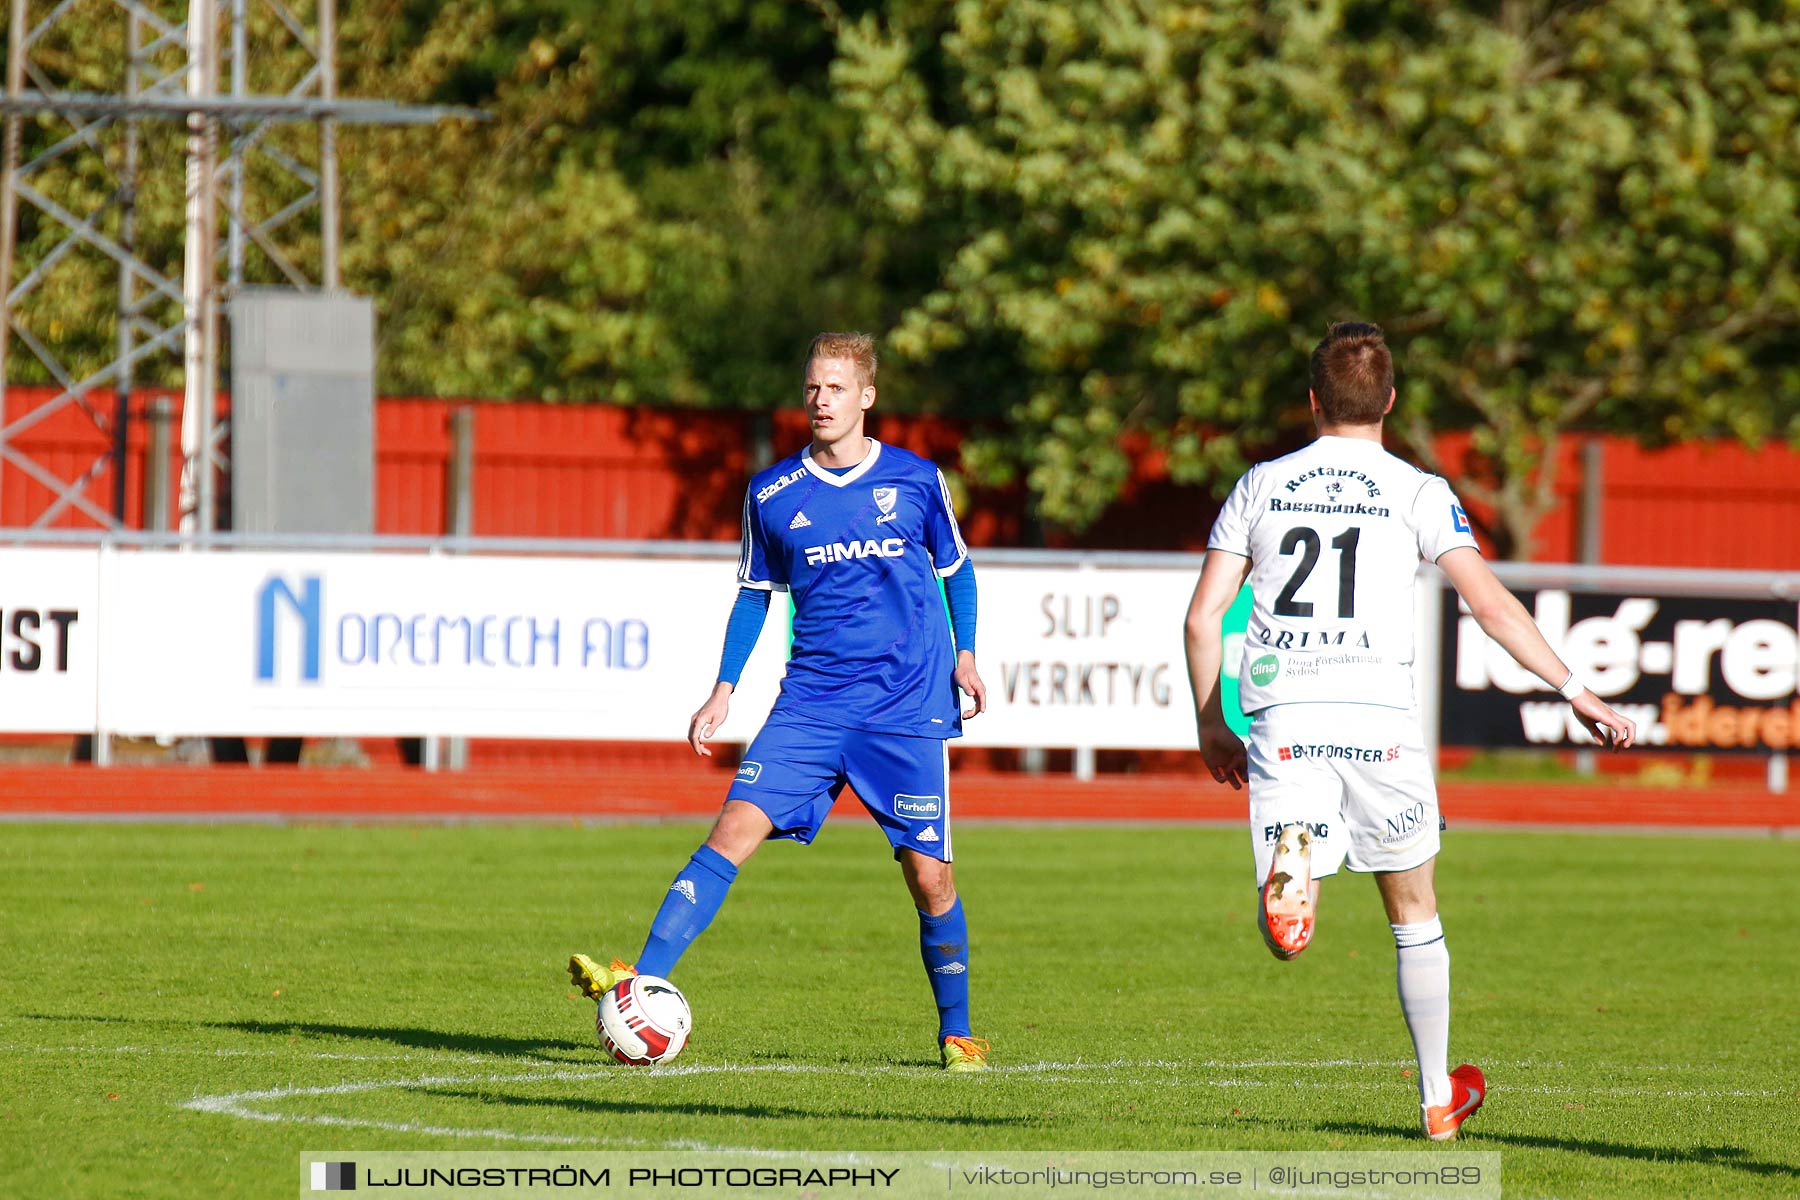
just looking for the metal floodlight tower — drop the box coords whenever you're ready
[0,0,479,533]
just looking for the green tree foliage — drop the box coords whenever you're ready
[835,0,1800,554]
[3,0,885,407]
[339,0,888,405]
[6,1,1796,554]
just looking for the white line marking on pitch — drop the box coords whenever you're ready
[182,1067,897,1150]
[182,1059,1791,1147]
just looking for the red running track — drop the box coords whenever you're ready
[0,766,1792,830]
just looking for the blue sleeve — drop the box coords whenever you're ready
[717,586,772,687]
[943,560,977,656]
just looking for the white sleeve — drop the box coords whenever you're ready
[926,468,970,578]
[1411,475,1481,562]
[736,485,787,591]
[1207,468,1257,557]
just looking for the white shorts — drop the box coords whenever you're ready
[1246,703,1442,885]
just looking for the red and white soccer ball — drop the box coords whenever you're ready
[597,974,692,1065]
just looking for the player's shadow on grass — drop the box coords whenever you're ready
[424,1088,1035,1128]
[209,1020,594,1062]
[23,1012,595,1062]
[1312,1121,1800,1182]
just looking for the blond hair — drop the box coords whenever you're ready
[806,332,878,389]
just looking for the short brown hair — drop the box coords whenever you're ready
[1309,322,1393,425]
[806,332,878,389]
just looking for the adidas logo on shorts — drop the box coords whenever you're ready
[788,511,812,530]
[670,879,698,904]
[914,827,939,843]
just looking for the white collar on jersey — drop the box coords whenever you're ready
[802,437,883,487]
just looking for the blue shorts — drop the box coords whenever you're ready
[727,713,953,862]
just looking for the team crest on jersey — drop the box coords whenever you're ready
[873,486,899,524]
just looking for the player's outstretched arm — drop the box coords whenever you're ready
[1183,549,1253,788]
[1436,547,1637,750]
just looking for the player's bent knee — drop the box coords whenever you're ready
[1374,861,1437,925]
[706,800,775,865]
[900,852,956,913]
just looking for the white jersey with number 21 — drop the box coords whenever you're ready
[1208,435,1479,714]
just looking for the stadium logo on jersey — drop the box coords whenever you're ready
[736,761,762,784]
[788,510,812,530]
[804,538,906,567]
[873,486,900,524]
[755,466,808,504]
[914,826,940,843]
[894,793,942,820]
[1248,654,1280,686]
[1451,503,1471,533]
[670,879,698,904]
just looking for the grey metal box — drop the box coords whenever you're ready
[229,291,375,535]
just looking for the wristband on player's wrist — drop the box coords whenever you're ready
[1556,670,1586,701]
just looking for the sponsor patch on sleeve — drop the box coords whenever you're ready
[1451,503,1471,534]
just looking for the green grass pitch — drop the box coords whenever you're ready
[1,820,1795,1198]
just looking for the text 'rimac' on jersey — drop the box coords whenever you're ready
[1208,436,1478,713]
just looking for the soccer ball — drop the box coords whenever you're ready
[597,974,692,1065]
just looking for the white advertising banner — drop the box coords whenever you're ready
[0,548,101,733]
[100,552,787,740]
[1,547,1210,748]
[959,565,1201,750]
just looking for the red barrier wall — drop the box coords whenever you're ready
[5,387,1796,789]
[6,386,1798,568]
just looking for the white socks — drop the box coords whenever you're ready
[1393,916,1452,1108]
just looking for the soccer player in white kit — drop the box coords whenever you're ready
[1182,322,1637,1139]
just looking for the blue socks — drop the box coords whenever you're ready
[633,847,973,1047]
[918,898,972,1039]
[636,846,738,978]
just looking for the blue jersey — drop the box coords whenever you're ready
[738,439,969,739]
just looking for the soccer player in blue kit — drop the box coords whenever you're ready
[570,332,993,1071]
